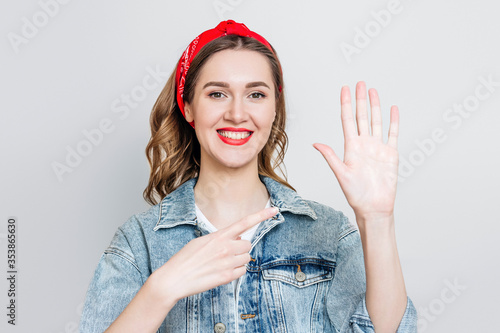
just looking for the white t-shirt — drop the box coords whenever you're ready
[194,199,271,294]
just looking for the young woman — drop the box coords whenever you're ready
[80,20,417,332]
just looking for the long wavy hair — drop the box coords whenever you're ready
[143,35,295,205]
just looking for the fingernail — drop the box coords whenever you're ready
[270,207,279,214]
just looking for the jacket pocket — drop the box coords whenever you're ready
[260,259,336,333]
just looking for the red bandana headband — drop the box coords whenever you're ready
[175,20,278,128]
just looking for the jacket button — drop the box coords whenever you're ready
[214,322,226,333]
[194,229,201,237]
[295,271,306,282]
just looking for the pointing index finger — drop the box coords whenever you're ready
[222,207,279,238]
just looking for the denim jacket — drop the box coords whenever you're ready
[80,175,417,332]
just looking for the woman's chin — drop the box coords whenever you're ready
[215,154,258,170]
[219,160,254,170]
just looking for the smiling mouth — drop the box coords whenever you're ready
[216,130,253,140]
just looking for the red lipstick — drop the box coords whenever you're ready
[216,127,253,146]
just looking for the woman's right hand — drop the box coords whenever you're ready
[104,206,279,333]
[149,206,279,305]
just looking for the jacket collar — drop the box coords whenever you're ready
[153,175,317,231]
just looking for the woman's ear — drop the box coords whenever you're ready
[184,103,194,123]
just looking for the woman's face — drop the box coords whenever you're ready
[184,49,276,171]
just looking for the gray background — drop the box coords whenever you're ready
[1,0,499,332]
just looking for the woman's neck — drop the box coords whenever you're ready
[193,163,270,230]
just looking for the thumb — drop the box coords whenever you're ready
[313,143,346,181]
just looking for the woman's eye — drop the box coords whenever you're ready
[249,92,265,99]
[209,92,224,99]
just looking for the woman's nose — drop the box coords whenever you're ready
[224,97,248,123]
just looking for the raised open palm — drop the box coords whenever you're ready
[313,81,399,219]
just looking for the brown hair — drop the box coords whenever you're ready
[143,35,295,205]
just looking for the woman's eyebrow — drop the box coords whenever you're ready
[202,81,270,89]
[202,81,229,89]
[246,81,270,89]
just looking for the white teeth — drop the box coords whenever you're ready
[217,130,252,140]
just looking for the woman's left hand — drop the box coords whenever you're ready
[313,81,399,220]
